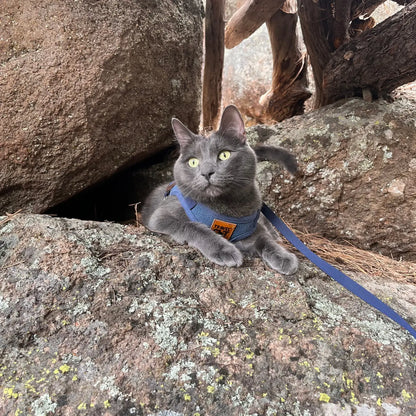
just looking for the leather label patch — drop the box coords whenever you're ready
[211,219,237,240]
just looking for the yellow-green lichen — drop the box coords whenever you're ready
[402,389,413,402]
[319,393,330,403]
[207,385,215,394]
[350,392,359,405]
[3,386,20,399]
[77,402,87,410]
[59,364,71,373]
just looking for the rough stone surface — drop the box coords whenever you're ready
[0,0,203,215]
[247,98,416,261]
[223,23,274,123]
[0,214,415,415]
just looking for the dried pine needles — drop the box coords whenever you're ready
[0,210,22,227]
[284,229,416,284]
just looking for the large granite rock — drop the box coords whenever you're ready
[249,98,416,261]
[0,213,415,415]
[0,0,203,215]
[223,23,274,123]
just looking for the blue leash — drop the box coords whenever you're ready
[261,203,416,341]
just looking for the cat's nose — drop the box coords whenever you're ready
[201,171,214,180]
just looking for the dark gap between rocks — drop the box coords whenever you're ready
[46,146,177,223]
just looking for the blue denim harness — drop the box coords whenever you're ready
[166,184,260,242]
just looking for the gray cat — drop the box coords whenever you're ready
[141,105,298,275]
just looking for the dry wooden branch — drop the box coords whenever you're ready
[261,5,311,121]
[322,2,416,105]
[333,0,353,48]
[0,210,22,227]
[298,0,334,107]
[351,0,390,19]
[225,0,285,49]
[203,0,225,130]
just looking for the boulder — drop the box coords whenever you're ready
[0,0,203,214]
[223,23,274,123]
[248,98,416,261]
[1,213,415,415]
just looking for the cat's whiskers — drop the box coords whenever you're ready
[215,175,253,189]
[177,182,195,198]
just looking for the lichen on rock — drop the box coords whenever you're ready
[0,214,415,415]
[248,98,416,261]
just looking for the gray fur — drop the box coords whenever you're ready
[253,144,298,175]
[141,105,298,274]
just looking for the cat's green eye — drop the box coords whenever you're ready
[188,157,199,168]
[219,150,231,161]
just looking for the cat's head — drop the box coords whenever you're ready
[172,105,257,202]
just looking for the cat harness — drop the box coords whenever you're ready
[165,183,260,242]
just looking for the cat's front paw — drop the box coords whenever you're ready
[279,252,298,275]
[205,243,243,267]
[264,251,298,275]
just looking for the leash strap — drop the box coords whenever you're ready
[261,203,416,341]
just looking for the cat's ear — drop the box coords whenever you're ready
[172,118,196,148]
[218,105,246,143]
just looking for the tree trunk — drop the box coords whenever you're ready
[225,0,416,114]
[297,0,334,108]
[261,5,311,121]
[322,1,416,105]
[298,0,415,108]
[333,0,353,48]
[392,0,414,4]
[202,0,225,130]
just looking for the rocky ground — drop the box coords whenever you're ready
[0,214,415,415]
